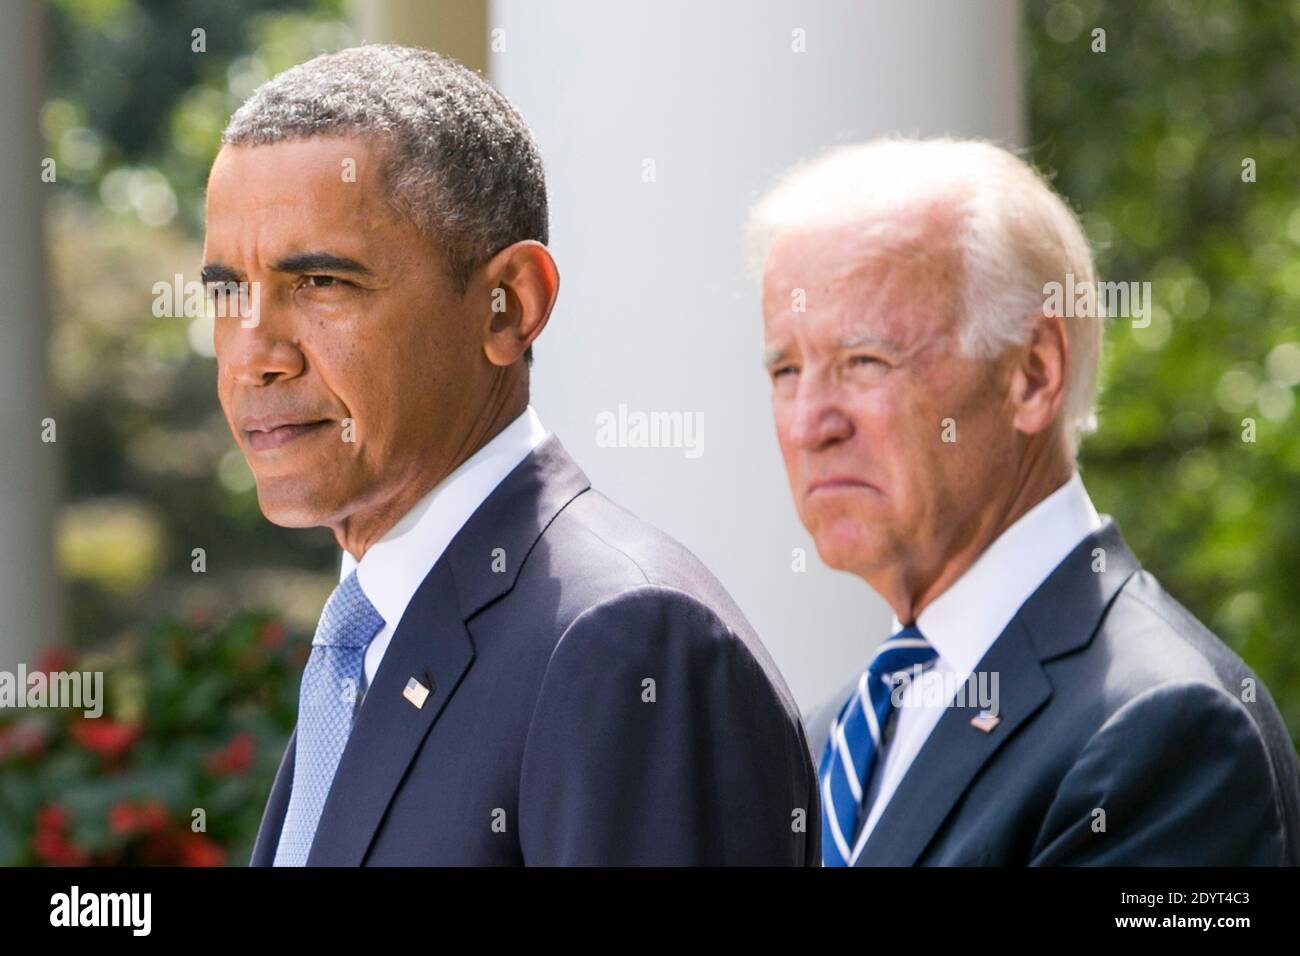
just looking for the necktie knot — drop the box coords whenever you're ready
[867,623,938,685]
[312,570,385,649]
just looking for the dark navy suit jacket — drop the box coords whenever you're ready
[805,520,1300,865]
[250,435,819,865]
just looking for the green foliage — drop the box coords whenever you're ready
[44,0,344,232]
[1027,0,1300,743]
[45,2,352,642]
[0,612,304,865]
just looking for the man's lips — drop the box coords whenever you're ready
[806,477,878,496]
[240,417,333,452]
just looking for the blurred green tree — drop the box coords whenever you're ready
[44,0,355,643]
[29,0,360,867]
[1028,0,1300,745]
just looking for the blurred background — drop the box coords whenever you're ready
[1,0,1297,865]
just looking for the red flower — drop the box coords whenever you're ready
[138,800,168,833]
[34,646,77,675]
[257,619,286,649]
[177,832,226,867]
[204,731,256,776]
[32,830,88,866]
[35,803,70,833]
[32,803,87,866]
[70,717,140,760]
[137,828,225,867]
[108,801,138,836]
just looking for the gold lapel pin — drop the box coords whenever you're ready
[970,711,1000,733]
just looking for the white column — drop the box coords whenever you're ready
[0,0,60,670]
[503,0,1024,709]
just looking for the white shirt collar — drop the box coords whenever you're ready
[889,472,1103,676]
[340,405,549,630]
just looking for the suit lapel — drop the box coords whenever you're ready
[852,618,1051,865]
[852,519,1141,866]
[298,435,592,865]
[307,560,473,865]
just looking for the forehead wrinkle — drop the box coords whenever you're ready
[761,199,967,366]
[834,223,967,347]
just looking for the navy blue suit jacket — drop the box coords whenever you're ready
[250,436,818,865]
[805,520,1300,865]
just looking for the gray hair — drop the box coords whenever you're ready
[747,137,1103,458]
[222,43,548,362]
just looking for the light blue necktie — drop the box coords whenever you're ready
[819,625,938,866]
[273,570,384,867]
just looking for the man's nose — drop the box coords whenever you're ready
[787,382,854,451]
[219,293,304,387]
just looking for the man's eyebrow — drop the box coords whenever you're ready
[270,252,375,277]
[200,263,242,284]
[762,332,901,368]
[838,331,899,352]
[763,345,790,368]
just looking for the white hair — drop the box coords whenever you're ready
[746,137,1103,457]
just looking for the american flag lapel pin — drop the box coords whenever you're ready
[403,676,430,710]
[970,711,1000,733]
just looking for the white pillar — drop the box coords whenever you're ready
[0,0,60,670]
[489,0,1024,709]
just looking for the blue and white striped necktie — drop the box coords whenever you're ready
[274,570,384,867]
[819,624,938,866]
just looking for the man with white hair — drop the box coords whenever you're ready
[752,137,1300,865]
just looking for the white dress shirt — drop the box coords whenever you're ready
[339,405,549,691]
[848,471,1103,862]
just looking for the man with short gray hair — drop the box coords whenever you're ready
[208,44,817,866]
[752,137,1300,865]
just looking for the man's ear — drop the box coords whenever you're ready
[1010,311,1069,437]
[475,240,560,367]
